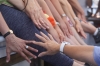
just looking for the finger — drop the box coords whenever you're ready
[25,40,33,44]
[62,29,66,36]
[19,52,31,63]
[81,30,86,38]
[40,32,50,40]
[39,19,46,29]
[39,23,46,29]
[6,48,11,63]
[27,46,38,52]
[41,20,49,29]
[37,21,42,29]
[66,32,70,38]
[38,52,48,57]
[32,41,45,47]
[48,34,54,40]
[76,27,80,32]
[31,15,41,29]
[23,48,37,59]
[35,33,47,42]
[64,28,70,38]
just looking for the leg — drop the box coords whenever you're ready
[0,5,75,66]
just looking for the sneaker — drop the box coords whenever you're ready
[93,28,100,43]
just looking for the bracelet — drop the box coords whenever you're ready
[60,41,70,53]
[3,30,13,38]
[61,14,67,17]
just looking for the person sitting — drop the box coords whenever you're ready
[33,32,100,66]
[0,0,82,66]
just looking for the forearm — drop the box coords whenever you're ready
[65,1,80,24]
[8,0,25,10]
[60,2,75,25]
[50,0,65,16]
[44,0,64,23]
[63,45,95,64]
[0,12,10,35]
[37,0,53,18]
[68,0,84,15]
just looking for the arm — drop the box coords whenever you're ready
[59,0,86,38]
[9,0,49,29]
[33,32,97,66]
[8,0,24,10]
[68,0,87,22]
[45,0,72,37]
[0,12,37,63]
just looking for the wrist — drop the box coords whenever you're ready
[60,41,70,53]
[5,33,15,41]
[3,30,13,38]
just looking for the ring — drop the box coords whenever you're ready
[25,45,29,49]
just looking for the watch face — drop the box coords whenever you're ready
[10,30,13,33]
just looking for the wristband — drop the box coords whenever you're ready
[60,41,70,53]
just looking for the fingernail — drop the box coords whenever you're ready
[29,61,31,63]
[35,33,38,35]
[35,56,37,59]
[36,50,38,52]
[6,60,9,63]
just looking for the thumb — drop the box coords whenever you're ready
[6,49,11,63]
[38,52,48,57]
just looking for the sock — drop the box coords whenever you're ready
[94,28,98,36]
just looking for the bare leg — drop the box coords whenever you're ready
[81,22,96,34]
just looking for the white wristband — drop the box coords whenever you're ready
[60,41,70,53]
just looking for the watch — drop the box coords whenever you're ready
[3,30,13,38]
[60,41,70,53]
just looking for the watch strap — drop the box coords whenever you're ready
[60,41,70,53]
[3,30,13,38]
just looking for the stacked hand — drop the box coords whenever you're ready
[33,32,60,57]
[75,22,86,38]
[59,17,73,38]
[5,34,38,63]
[24,0,49,29]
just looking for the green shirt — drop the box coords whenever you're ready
[0,0,13,7]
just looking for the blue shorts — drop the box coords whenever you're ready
[94,46,100,66]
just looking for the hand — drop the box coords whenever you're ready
[75,23,86,38]
[58,32,65,43]
[54,25,65,43]
[62,17,73,37]
[25,0,49,29]
[32,32,60,57]
[59,18,71,37]
[5,34,38,63]
[77,12,87,23]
